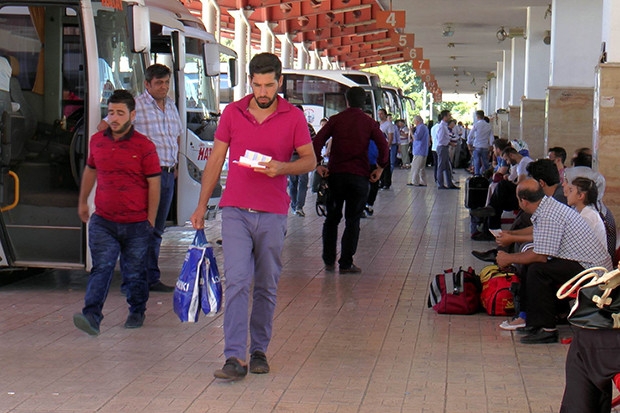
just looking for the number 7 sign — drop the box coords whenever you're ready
[376,10,406,29]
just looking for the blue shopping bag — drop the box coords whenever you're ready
[173,230,209,322]
[201,241,222,316]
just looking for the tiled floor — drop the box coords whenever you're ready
[0,167,617,413]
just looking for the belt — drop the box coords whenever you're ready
[161,165,176,173]
[239,207,263,213]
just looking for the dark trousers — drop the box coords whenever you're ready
[560,328,620,413]
[380,164,392,188]
[84,214,151,325]
[146,169,175,285]
[488,180,519,229]
[322,173,369,268]
[523,259,584,329]
[367,165,380,207]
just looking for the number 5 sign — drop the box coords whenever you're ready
[376,10,406,29]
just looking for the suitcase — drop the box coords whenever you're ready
[464,175,489,209]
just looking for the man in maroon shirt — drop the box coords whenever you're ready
[73,90,161,336]
[313,87,389,273]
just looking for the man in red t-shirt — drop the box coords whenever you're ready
[73,90,161,336]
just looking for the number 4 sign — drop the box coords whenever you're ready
[376,10,406,29]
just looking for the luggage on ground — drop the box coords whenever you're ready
[479,264,519,316]
[464,175,490,209]
[428,266,481,314]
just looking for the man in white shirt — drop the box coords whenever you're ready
[378,108,394,189]
[467,110,494,175]
[435,110,459,189]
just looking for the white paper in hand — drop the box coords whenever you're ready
[234,150,272,169]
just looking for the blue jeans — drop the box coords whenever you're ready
[146,169,175,285]
[472,147,490,175]
[83,214,152,326]
[220,207,287,360]
[390,144,399,170]
[288,172,309,211]
[322,173,369,268]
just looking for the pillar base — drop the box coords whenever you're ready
[520,99,545,160]
[546,86,594,158]
[508,105,521,141]
[595,63,620,218]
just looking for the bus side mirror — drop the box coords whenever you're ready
[128,4,150,53]
[203,43,220,77]
[228,58,238,88]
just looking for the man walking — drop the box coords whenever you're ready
[407,115,429,186]
[313,87,389,273]
[190,53,316,380]
[74,90,161,335]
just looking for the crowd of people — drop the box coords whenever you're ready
[72,52,618,411]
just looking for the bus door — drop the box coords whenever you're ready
[0,4,87,268]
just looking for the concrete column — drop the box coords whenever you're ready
[520,98,546,159]
[310,49,321,70]
[256,21,276,54]
[522,6,551,158]
[202,0,218,39]
[502,50,512,110]
[508,106,520,140]
[276,34,293,68]
[495,61,503,111]
[547,0,603,156]
[229,9,252,100]
[524,6,550,99]
[593,0,620,218]
[488,77,497,114]
[510,37,526,106]
[295,42,308,69]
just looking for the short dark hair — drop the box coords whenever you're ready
[572,147,593,167]
[145,64,171,82]
[475,110,485,118]
[492,138,510,151]
[517,183,545,203]
[108,89,135,112]
[548,146,567,164]
[294,104,304,111]
[439,109,450,120]
[501,146,519,157]
[346,86,366,108]
[249,53,282,80]
[527,159,560,186]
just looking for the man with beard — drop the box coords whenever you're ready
[74,90,161,335]
[190,53,316,380]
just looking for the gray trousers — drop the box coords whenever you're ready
[221,207,287,360]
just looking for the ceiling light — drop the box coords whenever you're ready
[496,26,507,42]
[442,24,454,37]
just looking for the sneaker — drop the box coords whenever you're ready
[499,317,526,331]
[149,281,175,293]
[249,351,270,374]
[214,357,248,380]
[124,312,145,329]
[340,264,362,273]
[364,205,374,216]
[295,209,306,217]
[73,313,100,336]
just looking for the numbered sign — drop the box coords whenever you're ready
[413,59,430,71]
[404,47,423,60]
[376,10,406,29]
[390,32,414,48]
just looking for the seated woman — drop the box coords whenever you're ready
[564,176,606,250]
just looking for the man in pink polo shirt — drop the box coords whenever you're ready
[190,53,316,380]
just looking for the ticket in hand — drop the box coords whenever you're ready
[234,150,272,169]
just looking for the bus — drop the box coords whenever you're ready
[280,69,385,131]
[382,85,415,127]
[0,0,230,270]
